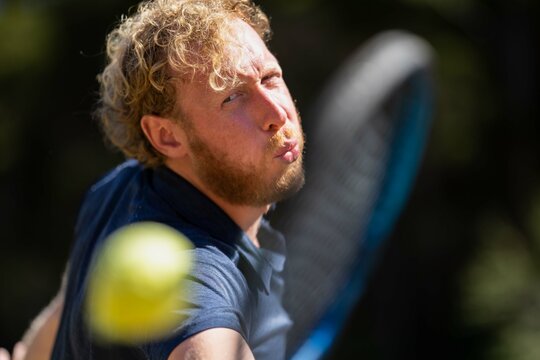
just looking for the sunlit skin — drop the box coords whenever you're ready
[153,18,305,245]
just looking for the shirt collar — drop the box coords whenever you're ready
[152,165,241,245]
[151,165,286,292]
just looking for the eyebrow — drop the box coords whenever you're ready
[236,62,282,83]
[213,56,282,95]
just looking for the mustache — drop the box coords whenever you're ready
[267,111,305,152]
[268,127,296,151]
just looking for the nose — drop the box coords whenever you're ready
[254,88,287,132]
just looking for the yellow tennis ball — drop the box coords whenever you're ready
[85,222,193,344]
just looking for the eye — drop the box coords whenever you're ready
[262,72,282,85]
[222,92,242,105]
[261,72,281,83]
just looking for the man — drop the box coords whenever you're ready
[0,0,304,359]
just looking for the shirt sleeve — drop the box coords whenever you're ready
[140,246,252,359]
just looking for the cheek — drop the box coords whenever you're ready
[211,125,260,163]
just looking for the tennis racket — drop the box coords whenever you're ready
[270,30,435,359]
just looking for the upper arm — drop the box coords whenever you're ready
[167,328,254,360]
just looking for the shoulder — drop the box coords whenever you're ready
[189,245,251,305]
[141,244,254,359]
[87,159,144,199]
[75,160,146,233]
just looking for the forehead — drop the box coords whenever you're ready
[224,18,278,73]
[176,18,280,106]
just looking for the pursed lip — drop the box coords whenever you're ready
[274,139,300,162]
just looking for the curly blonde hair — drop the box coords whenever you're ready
[96,0,271,167]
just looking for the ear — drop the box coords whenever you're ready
[140,115,188,159]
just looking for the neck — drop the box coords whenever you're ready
[166,161,268,247]
[211,199,268,248]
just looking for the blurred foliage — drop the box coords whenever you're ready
[0,3,57,172]
[459,192,540,360]
[464,213,535,327]
[403,0,476,15]
[432,33,494,167]
[0,3,56,76]
[0,0,538,359]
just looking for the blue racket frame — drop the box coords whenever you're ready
[290,40,435,360]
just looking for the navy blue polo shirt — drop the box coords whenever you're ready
[51,159,292,360]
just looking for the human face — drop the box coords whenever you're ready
[176,19,305,207]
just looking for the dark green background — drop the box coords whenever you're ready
[1,0,538,358]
